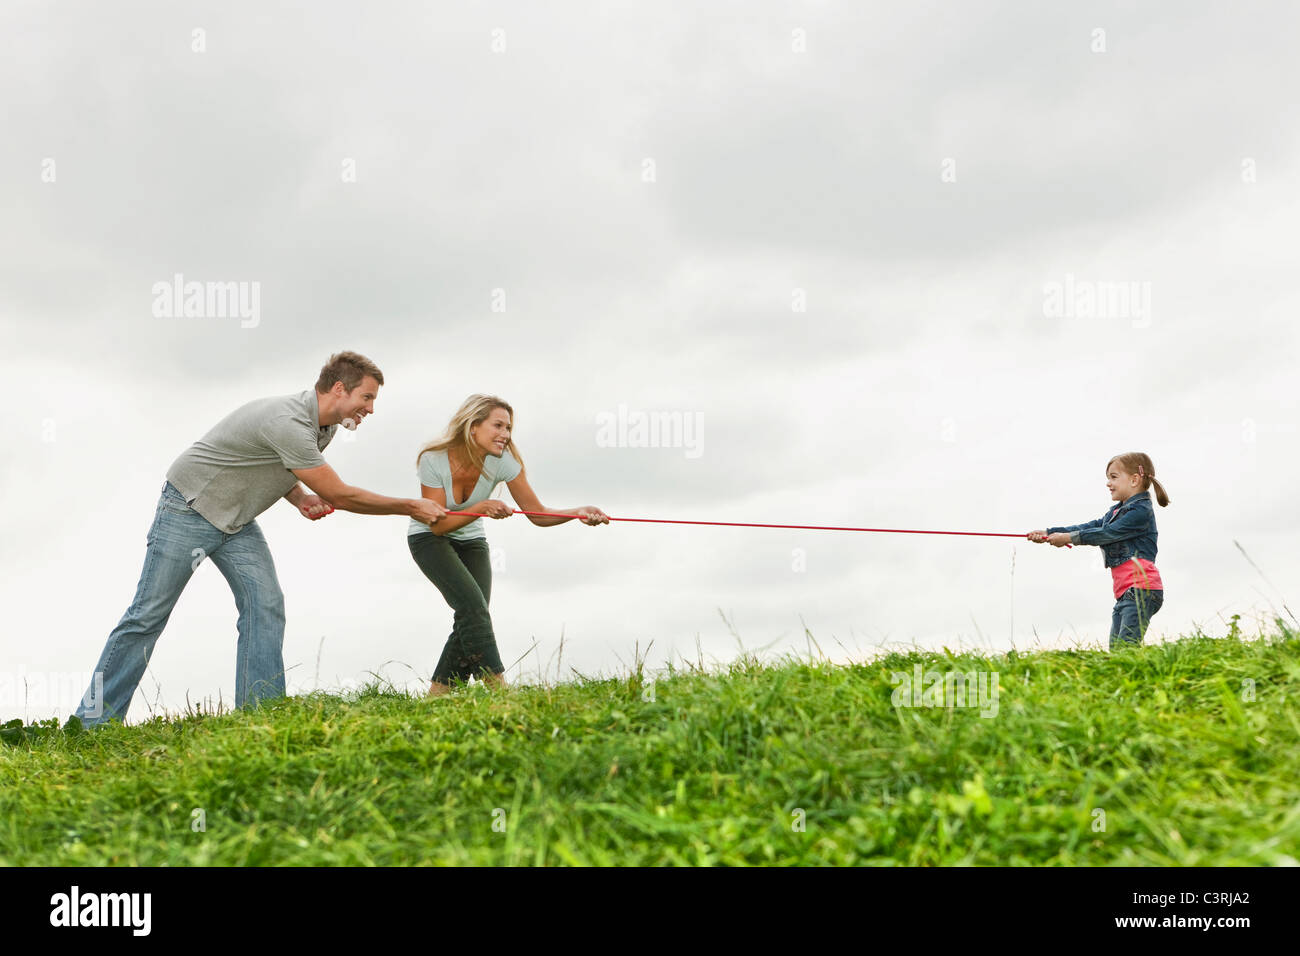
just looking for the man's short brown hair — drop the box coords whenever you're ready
[315,351,385,394]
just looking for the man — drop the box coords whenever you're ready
[74,351,446,726]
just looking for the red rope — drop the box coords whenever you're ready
[444,508,1066,543]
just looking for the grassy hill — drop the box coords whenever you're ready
[3,625,1298,865]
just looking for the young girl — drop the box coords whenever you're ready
[1029,452,1170,649]
[407,394,609,696]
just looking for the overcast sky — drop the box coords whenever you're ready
[3,1,1298,723]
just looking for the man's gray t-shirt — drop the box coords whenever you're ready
[166,389,337,534]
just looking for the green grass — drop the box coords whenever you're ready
[3,624,1299,865]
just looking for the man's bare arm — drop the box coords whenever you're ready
[291,463,445,523]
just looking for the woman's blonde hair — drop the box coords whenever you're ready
[1107,452,1170,507]
[416,395,524,483]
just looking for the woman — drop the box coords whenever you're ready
[407,394,609,696]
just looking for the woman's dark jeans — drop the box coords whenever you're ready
[1110,587,1163,649]
[408,532,503,685]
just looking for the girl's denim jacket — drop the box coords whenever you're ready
[1046,491,1158,569]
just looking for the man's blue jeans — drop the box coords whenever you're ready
[75,481,287,726]
[1110,587,1163,650]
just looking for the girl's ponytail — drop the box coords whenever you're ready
[1150,476,1170,507]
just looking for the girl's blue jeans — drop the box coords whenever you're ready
[1110,587,1163,649]
[74,481,287,725]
